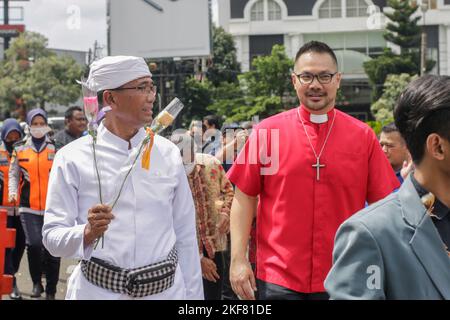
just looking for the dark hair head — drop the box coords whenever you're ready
[221,123,243,136]
[203,115,220,129]
[65,106,83,120]
[97,90,105,108]
[381,122,399,134]
[295,41,338,67]
[394,75,450,164]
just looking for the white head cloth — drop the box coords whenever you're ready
[86,56,152,92]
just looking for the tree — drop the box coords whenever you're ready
[180,76,212,126]
[363,49,417,101]
[206,26,241,86]
[207,81,245,121]
[0,31,83,116]
[209,45,296,122]
[371,73,418,123]
[363,0,434,102]
[383,0,421,54]
[23,55,84,109]
[180,26,242,125]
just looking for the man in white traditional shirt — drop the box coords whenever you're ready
[42,56,204,300]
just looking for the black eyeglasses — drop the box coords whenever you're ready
[295,72,338,85]
[111,84,157,95]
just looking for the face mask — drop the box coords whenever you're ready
[184,162,195,175]
[30,126,50,139]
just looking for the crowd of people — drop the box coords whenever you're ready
[1,41,449,300]
[1,107,88,299]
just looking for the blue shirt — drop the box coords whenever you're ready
[396,170,404,184]
[411,174,450,252]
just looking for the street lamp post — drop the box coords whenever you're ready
[3,0,10,54]
[420,1,429,76]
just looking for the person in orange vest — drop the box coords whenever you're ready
[8,109,60,300]
[1,118,25,299]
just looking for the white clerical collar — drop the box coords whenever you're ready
[310,113,328,124]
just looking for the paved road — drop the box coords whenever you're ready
[2,255,77,300]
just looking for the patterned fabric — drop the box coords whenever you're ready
[188,164,215,258]
[80,246,178,298]
[187,153,234,258]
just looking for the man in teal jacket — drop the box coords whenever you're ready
[325,75,450,300]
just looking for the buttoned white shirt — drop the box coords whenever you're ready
[43,122,204,300]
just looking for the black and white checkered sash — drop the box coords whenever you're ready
[80,246,178,298]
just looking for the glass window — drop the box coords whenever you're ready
[268,0,281,20]
[303,32,387,70]
[428,0,438,10]
[347,0,368,17]
[412,0,438,9]
[251,0,264,21]
[319,0,342,19]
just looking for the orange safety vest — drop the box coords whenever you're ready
[0,144,17,207]
[14,142,55,212]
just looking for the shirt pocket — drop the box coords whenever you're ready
[328,151,366,188]
[140,174,177,207]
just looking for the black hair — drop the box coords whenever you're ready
[381,122,399,134]
[97,90,105,108]
[221,123,243,136]
[295,41,338,67]
[394,75,450,164]
[64,106,83,120]
[203,115,220,129]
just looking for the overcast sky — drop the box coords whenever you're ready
[16,0,218,53]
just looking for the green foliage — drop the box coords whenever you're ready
[384,0,421,54]
[0,77,20,112]
[364,1,435,102]
[23,55,83,109]
[241,45,293,100]
[208,45,296,122]
[366,121,383,136]
[183,29,296,124]
[335,88,346,106]
[180,77,213,126]
[207,26,241,86]
[4,31,52,64]
[181,26,242,125]
[0,31,83,113]
[207,81,246,120]
[371,73,418,123]
[363,49,417,101]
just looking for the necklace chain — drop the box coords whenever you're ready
[297,108,336,160]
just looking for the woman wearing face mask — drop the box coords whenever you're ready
[8,108,60,300]
[0,118,26,299]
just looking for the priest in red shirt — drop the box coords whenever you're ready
[227,41,400,300]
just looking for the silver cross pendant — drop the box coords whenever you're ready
[312,157,325,181]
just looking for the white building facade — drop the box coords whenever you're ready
[218,0,450,120]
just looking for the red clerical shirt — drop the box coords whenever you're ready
[227,105,400,293]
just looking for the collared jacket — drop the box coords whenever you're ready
[325,175,450,300]
[8,136,55,215]
[54,129,81,151]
